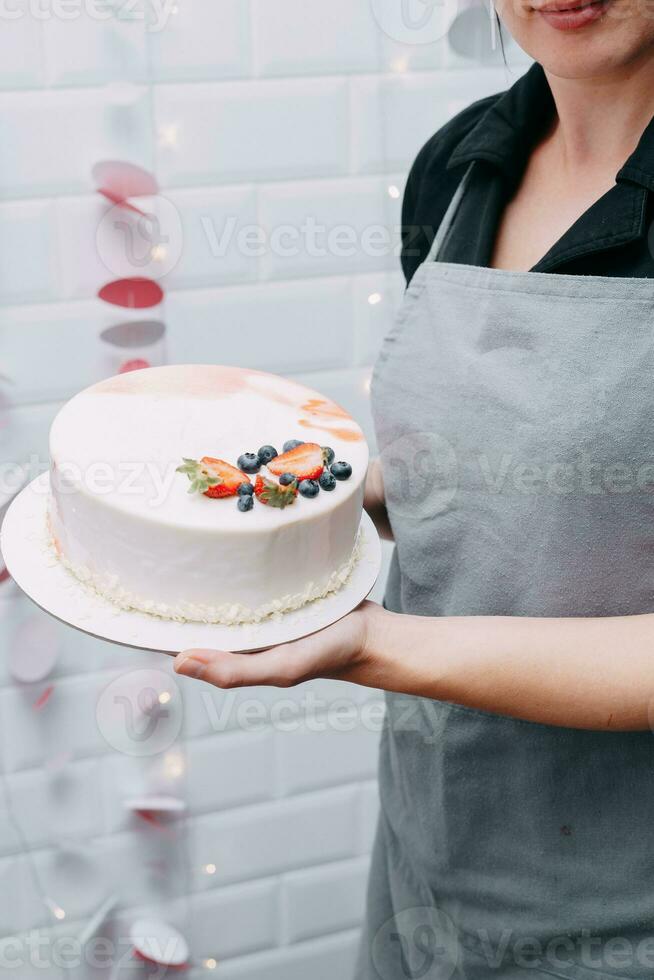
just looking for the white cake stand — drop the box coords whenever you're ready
[0,473,382,656]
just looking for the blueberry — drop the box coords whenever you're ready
[237,495,254,512]
[257,445,278,465]
[279,472,297,487]
[237,482,254,497]
[322,446,335,466]
[237,452,261,474]
[283,439,304,453]
[319,471,336,491]
[331,461,352,481]
[298,479,320,498]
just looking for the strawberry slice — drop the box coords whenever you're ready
[267,442,324,481]
[254,474,298,509]
[177,457,249,498]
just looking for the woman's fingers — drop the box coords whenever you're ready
[173,604,373,690]
[174,643,305,688]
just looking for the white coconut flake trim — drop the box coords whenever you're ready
[49,530,364,626]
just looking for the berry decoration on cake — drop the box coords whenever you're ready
[268,442,324,481]
[236,452,261,474]
[319,471,337,491]
[176,458,248,498]
[298,479,320,498]
[257,445,278,465]
[254,474,298,508]
[331,461,352,481]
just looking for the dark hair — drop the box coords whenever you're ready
[495,11,508,64]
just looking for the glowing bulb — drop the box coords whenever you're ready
[53,906,66,920]
[388,185,400,200]
[363,374,372,394]
[158,690,171,704]
[204,959,217,970]
[164,750,185,779]
[158,124,179,148]
[151,245,168,264]
[368,292,382,306]
[204,863,216,875]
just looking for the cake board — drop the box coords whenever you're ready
[1,473,382,656]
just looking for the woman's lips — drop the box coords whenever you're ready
[535,0,610,29]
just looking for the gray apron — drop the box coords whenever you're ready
[357,165,654,980]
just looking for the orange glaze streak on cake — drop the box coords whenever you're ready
[94,365,254,398]
[301,397,350,421]
[298,419,364,442]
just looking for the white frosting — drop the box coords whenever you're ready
[48,365,368,624]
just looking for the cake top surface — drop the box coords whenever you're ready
[50,365,368,531]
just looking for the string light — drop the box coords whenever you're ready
[204,863,216,875]
[158,125,179,148]
[368,293,382,306]
[151,245,168,264]
[203,959,217,970]
[388,185,400,200]
[158,690,171,705]
[164,750,185,779]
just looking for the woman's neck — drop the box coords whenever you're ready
[544,56,654,175]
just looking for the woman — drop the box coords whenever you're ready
[175,8,654,979]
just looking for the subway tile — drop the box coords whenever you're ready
[282,857,369,943]
[0,201,59,305]
[350,68,512,174]
[42,10,147,87]
[164,185,259,289]
[185,729,275,814]
[0,301,167,405]
[276,722,379,796]
[3,756,105,850]
[187,879,278,961]
[165,277,355,374]
[252,0,379,77]
[149,0,250,82]
[0,15,44,89]
[154,78,349,187]
[0,88,151,199]
[195,928,361,980]
[258,177,398,281]
[190,786,360,888]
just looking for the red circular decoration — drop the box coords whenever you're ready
[119,359,151,374]
[98,279,164,310]
[92,161,158,200]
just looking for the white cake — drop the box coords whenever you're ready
[48,365,368,624]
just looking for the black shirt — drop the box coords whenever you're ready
[401,62,654,285]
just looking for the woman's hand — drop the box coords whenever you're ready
[173,600,389,691]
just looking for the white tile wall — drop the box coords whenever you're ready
[0,1,525,974]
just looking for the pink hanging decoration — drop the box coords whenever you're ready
[98,278,164,310]
[100,320,166,349]
[97,187,149,217]
[33,685,55,711]
[92,161,158,200]
[119,358,151,374]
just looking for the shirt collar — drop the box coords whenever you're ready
[447,61,654,193]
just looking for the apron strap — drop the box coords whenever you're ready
[425,162,475,263]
